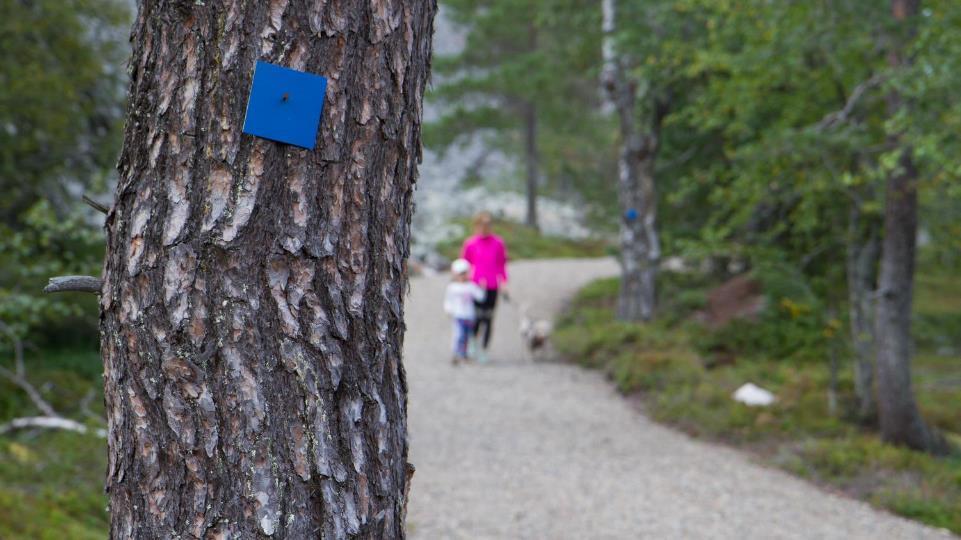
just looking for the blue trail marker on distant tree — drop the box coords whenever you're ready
[625,208,639,222]
[242,61,327,149]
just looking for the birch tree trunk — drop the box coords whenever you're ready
[522,17,540,231]
[846,204,879,422]
[875,0,945,454]
[99,1,436,537]
[601,0,660,322]
[523,100,540,230]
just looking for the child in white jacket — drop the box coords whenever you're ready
[444,258,485,364]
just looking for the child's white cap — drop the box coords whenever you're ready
[451,258,471,275]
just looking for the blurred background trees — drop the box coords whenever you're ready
[427,0,961,453]
[0,0,128,344]
[426,0,608,230]
[0,2,128,536]
[1,0,960,535]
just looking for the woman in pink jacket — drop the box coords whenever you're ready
[460,211,508,362]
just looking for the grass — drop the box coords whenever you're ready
[0,347,107,539]
[435,217,611,261]
[554,272,961,534]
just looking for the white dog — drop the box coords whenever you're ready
[517,301,553,361]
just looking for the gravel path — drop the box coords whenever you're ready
[404,258,952,539]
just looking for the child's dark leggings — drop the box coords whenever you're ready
[473,288,498,349]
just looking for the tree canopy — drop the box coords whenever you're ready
[0,0,128,224]
[0,0,128,341]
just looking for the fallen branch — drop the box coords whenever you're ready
[0,364,58,417]
[0,416,105,438]
[82,194,109,215]
[43,275,103,294]
[0,320,107,439]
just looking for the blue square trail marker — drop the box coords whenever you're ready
[242,61,328,150]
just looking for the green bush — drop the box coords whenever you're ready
[0,201,103,346]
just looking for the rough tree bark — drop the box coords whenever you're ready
[875,0,946,454]
[601,0,661,322]
[100,1,436,538]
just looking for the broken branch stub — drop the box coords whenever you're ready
[43,275,103,294]
[82,194,109,215]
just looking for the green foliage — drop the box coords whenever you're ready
[664,0,961,299]
[0,431,108,540]
[694,279,829,366]
[913,272,961,353]
[555,273,961,533]
[427,0,616,213]
[0,0,127,343]
[0,201,103,343]
[786,437,961,533]
[911,272,961,435]
[435,218,609,261]
[0,8,117,532]
[0,347,106,539]
[0,0,129,223]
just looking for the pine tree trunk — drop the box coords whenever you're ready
[601,0,660,322]
[874,0,945,454]
[523,101,539,230]
[99,1,436,538]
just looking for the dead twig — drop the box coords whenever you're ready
[43,275,103,294]
[82,194,109,215]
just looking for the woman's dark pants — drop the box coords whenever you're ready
[473,288,498,349]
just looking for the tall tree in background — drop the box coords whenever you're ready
[874,0,945,453]
[601,0,668,321]
[0,0,128,224]
[0,0,128,346]
[673,0,891,420]
[100,1,436,537]
[427,0,601,230]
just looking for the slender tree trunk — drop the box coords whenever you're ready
[875,145,939,451]
[615,135,659,322]
[847,203,879,422]
[523,101,539,230]
[875,0,946,454]
[601,0,660,322]
[100,1,436,538]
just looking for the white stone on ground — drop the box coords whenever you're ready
[733,382,777,407]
